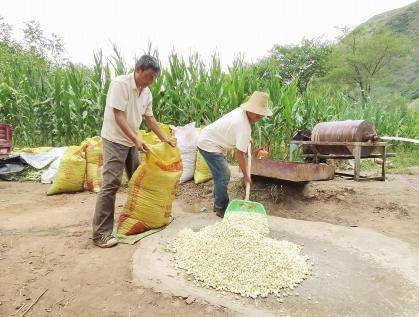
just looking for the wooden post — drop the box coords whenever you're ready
[380,145,387,181]
[289,143,293,161]
[289,143,297,162]
[353,144,361,181]
[311,145,319,163]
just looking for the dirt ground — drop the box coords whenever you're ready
[1,169,418,316]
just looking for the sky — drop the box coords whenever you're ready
[1,0,416,68]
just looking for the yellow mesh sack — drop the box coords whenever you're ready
[137,123,173,161]
[194,151,212,184]
[117,142,182,235]
[86,163,103,193]
[82,137,103,193]
[47,146,86,195]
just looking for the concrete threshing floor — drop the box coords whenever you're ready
[133,213,419,317]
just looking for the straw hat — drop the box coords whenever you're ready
[240,91,272,116]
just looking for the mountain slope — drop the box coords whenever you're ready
[353,0,419,100]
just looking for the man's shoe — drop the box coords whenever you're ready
[93,235,118,248]
[214,206,225,218]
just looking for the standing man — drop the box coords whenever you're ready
[197,91,272,218]
[93,55,175,248]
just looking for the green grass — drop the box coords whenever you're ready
[388,147,419,174]
[353,147,419,174]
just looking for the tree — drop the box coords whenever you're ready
[254,38,332,92]
[326,27,410,103]
[0,16,13,41]
[22,20,65,64]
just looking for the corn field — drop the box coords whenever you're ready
[0,41,417,159]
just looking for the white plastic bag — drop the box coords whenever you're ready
[41,156,62,184]
[20,147,67,170]
[173,122,198,183]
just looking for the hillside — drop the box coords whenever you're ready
[354,0,419,101]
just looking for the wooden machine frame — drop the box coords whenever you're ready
[290,141,394,181]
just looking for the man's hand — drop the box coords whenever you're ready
[164,137,177,147]
[145,116,177,147]
[135,139,150,152]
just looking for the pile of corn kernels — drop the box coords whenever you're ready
[167,212,312,299]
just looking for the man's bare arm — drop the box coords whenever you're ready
[113,108,149,152]
[145,116,176,147]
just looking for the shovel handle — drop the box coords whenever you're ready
[245,143,252,201]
